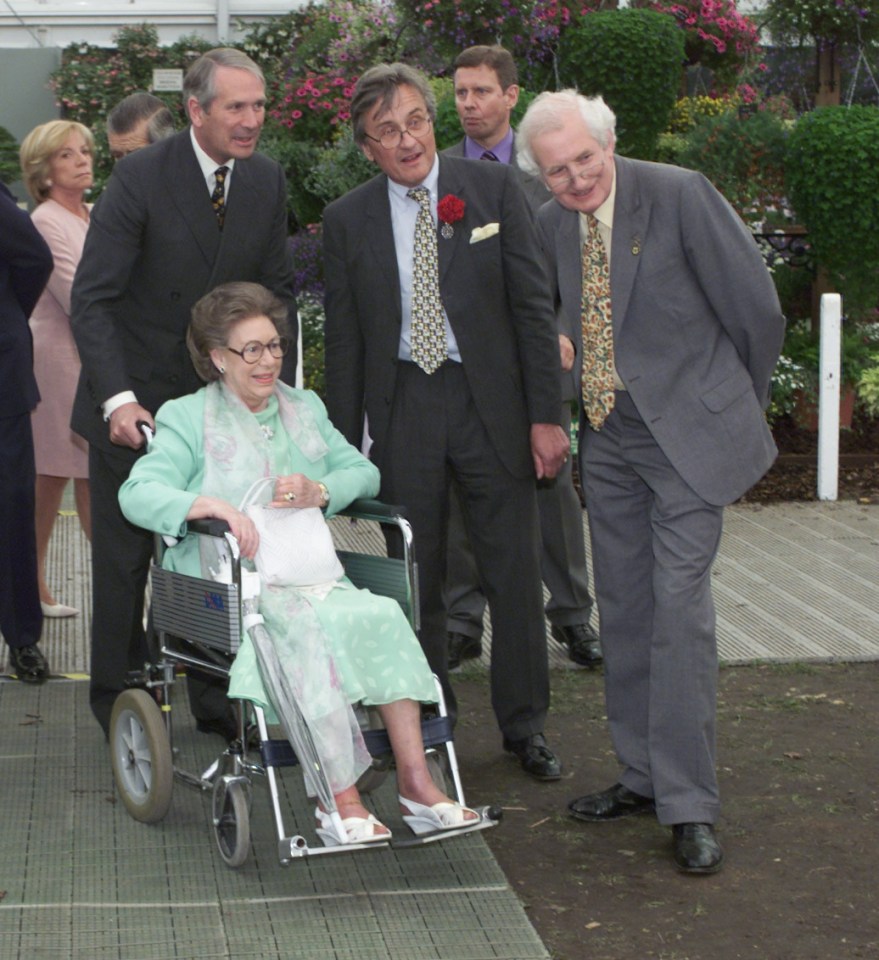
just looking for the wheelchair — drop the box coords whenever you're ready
[108,498,500,868]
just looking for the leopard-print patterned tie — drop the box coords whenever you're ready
[580,214,615,429]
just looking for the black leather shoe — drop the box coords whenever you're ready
[568,782,655,821]
[503,733,562,781]
[672,822,724,874]
[448,631,483,670]
[551,623,602,667]
[9,644,49,684]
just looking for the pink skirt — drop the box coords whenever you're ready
[30,312,88,479]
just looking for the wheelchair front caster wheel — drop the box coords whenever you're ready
[213,777,251,868]
[110,688,173,823]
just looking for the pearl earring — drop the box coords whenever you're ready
[45,179,53,188]
[218,365,225,374]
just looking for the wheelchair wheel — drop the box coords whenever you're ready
[212,778,251,868]
[110,688,173,823]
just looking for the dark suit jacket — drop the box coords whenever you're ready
[322,154,561,480]
[443,135,550,213]
[538,156,785,506]
[0,182,53,418]
[442,136,584,402]
[70,129,297,455]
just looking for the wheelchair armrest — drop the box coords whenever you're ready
[188,518,233,538]
[340,498,408,524]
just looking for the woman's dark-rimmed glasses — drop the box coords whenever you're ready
[226,337,289,364]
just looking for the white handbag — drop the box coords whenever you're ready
[239,477,344,587]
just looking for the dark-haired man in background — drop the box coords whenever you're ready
[442,44,600,673]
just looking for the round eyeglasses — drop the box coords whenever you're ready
[542,155,606,191]
[364,115,432,150]
[226,337,289,364]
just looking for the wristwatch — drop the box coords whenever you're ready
[317,482,330,510]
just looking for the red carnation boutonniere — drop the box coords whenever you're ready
[437,193,465,239]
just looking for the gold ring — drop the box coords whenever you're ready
[284,491,295,502]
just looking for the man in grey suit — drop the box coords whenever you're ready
[442,45,600,672]
[72,48,297,738]
[323,63,569,780]
[517,91,784,871]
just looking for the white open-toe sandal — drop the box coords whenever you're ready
[398,796,480,836]
[314,806,391,847]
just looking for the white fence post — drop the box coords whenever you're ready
[817,293,842,501]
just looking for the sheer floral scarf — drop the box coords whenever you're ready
[202,379,329,506]
[199,380,371,797]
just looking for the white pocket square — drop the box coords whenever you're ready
[470,223,500,244]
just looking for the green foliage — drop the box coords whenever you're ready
[49,25,212,195]
[781,316,879,392]
[765,0,879,46]
[556,9,686,160]
[856,361,879,417]
[303,126,377,207]
[769,354,810,421]
[668,94,737,133]
[0,126,20,186]
[787,106,879,319]
[678,106,790,223]
[299,294,327,397]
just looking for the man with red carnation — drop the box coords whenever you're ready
[323,62,569,780]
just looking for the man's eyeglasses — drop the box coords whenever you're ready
[226,337,289,364]
[364,115,432,150]
[542,155,606,191]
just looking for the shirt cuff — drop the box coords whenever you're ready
[102,391,138,421]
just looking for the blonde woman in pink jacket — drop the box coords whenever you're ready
[20,120,94,617]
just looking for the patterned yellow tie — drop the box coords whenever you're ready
[580,214,615,430]
[211,166,229,230]
[407,186,447,374]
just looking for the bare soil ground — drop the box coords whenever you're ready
[454,662,879,960]
[453,416,879,960]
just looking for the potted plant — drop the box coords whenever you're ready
[780,317,879,430]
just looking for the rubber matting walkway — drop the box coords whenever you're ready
[0,680,547,960]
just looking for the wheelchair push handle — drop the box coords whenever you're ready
[137,419,155,447]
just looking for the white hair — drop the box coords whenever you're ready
[517,90,617,177]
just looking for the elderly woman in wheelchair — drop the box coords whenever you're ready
[118,281,479,847]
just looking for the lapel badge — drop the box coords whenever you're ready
[631,236,641,256]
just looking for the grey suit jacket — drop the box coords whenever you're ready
[322,154,561,480]
[70,129,297,455]
[538,156,785,506]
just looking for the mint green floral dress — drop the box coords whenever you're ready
[119,382,436,794]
